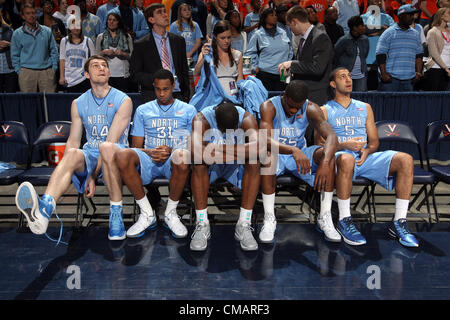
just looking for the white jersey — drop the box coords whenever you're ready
[59,36,95,87]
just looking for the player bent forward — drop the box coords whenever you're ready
[190,102,261,251]
[259,80,340,243]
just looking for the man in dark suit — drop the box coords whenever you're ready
[278,6,333,106]
[130,3,190,103]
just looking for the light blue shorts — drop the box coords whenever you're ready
[276,145,321,187]
[209,163,244,189]
[133,148,173,185]
[72,144,127,193]
[335,150,398,191]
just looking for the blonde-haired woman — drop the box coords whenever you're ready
[169,3,203,65]
[424,7,450,91]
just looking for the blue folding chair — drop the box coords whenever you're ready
[376,120,435,223]
[0,121,29,186]
[17,121,87,227]
[424,120,450,223]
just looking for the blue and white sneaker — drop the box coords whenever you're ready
[164,209,188,238]
[126,210,157,238]
[337,217,367,246]
[16,182,54,235]
[108,205,126,241]
[388,219,419,248]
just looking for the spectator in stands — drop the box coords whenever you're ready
[305,5,326,31]
[170,0,208,39]
[245,7,292,91]
[53,0,71,28]
[59,15,95,92]
[169,3,203,64]
[4,0,24,29]
[423,7,450,90]
[361,0,394,67]
[243,0,262,42]
[376,4,423,91]
[278,6,333,106]
[333,0,361,33]
[301,0,328,23]
[412,11,427,47]
[362,0,394,90]
[131,3,190,102]
[334,15,369,91]
[207,0,235,37]
[11,3,59,92]
[74,0,101,46]
[276,5,292,40]
[133,0,144,12]
[323,6,345,45]
[420,0,439,27]
[423,0,450,37]
[97,0,118,33]
[38,0,66,45]
[225,9,248,54]
[108,0,149,41]
[194,20,244,96]
[0,12,17,92]
[97,13,133,92]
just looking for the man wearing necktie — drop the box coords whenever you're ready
[278,6,333,107]
[130,3,190,103]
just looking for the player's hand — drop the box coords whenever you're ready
[356,148,369,166]
[344,137,366,152]
[292,148,310,175]
[314,161,332,192]
[151,146,171,162]
[85,176,96,198]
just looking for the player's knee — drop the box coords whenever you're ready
[396,152,414,172]
[245,162,260,174]
[171,149,190,170]
[60,148,84,167]
[336,154,355,174]
[99,142,116,163]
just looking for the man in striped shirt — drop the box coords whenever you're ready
[375,4,423,92]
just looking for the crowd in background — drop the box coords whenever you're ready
[0,0,449,94]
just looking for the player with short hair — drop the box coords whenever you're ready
[16,55,133,241]
[115,69,197,238]
[259,80,340,244]
[190,102,260,252]
[319,67,418,247]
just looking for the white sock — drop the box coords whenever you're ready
[196,208,208,223]
[164,198,179,217]
[337,198,351,221]
[238,207,252,224]
[110,200,122,208]
[319,191,333,218]
[136,196,153,216]
[394,198,409,221]
[262,193,276,221]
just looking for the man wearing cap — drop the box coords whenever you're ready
[375,4,423,92]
